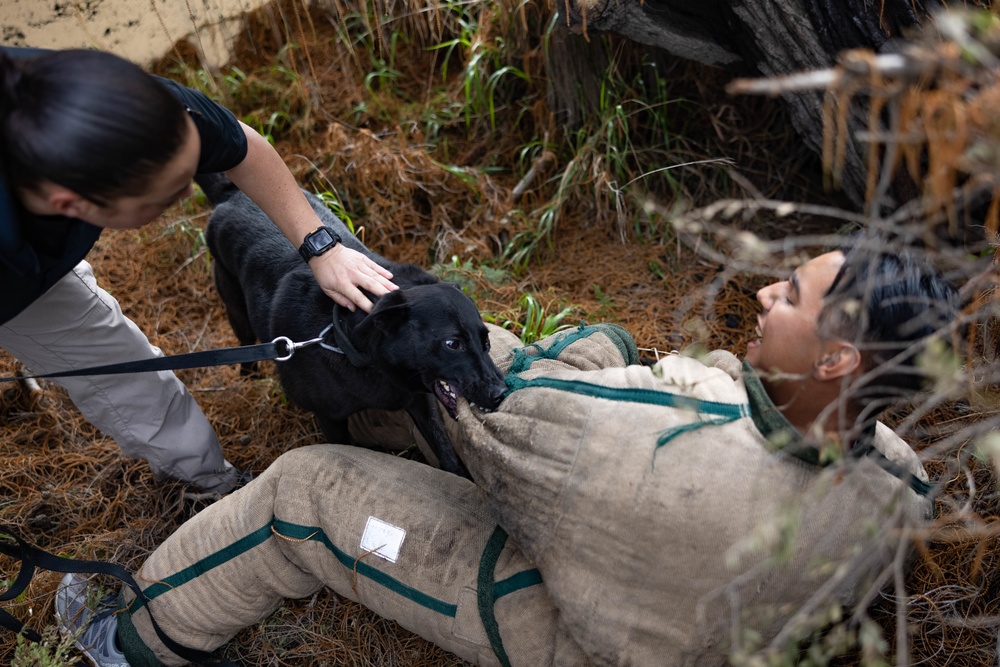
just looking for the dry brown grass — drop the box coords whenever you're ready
[3,1,1000,665]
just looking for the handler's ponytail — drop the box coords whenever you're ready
[0,49,188,203]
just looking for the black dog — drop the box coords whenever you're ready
[197,173,506,476]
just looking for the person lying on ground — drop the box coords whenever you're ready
[0,47,397,493]
[54,240,959,666]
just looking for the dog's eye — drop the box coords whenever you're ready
[445,339,465,351]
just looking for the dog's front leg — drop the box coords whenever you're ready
[407,395,471,479]
[316,414,351,446]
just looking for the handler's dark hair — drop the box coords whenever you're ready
[0,49,187,204]
[819,239,960,405]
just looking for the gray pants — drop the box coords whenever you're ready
[0,261,238,491]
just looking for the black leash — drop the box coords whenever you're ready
[0,526,237,665]
[0,335,322,383]
[0,305,380,383]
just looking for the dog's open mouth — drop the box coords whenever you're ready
[434,380,459,419]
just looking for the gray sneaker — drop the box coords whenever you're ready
[54,572,130,667]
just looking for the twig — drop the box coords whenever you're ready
[510,133,555,204]
[15,363,48,409]
[766,503,912,653]
[726,52,931,97]
[18,374,42,397]
[620,157,736,189]
[179,491,219,503]
[894,521,913,667]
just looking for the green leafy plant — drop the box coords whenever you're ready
[155,185,210,266]
[427,0,531,133]
[592,284,616,320]
[433,255,508,299]
[313,189,356,235]
[12,626,80,667]
[165,44,309,146]
[501,294,574,344]
[364,30,404,95]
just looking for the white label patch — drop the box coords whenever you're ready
[360,516,406,563]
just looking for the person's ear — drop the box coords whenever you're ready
[45,184,93,219]
[814,342,861,381]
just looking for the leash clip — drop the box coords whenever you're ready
[272,333,325,361]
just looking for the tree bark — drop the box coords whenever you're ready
[561,0,984,209]
[563,0,742,68]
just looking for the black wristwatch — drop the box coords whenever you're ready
[298,226,341,262]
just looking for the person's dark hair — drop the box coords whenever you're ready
[0,49,188,204]
[818,240,960,404]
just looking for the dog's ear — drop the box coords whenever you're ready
[358,290,411,336]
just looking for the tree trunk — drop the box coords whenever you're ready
[560,0,985,209]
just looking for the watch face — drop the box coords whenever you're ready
[307,228,334,252]
[300,227,340,262]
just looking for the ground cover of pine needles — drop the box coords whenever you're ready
[3,1,1000,665]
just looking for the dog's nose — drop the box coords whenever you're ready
[488,381,508,408]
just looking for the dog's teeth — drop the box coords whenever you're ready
[437,380,457,402]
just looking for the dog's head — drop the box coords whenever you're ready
[355,283,507,417]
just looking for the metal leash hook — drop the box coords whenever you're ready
[272,333,325,361]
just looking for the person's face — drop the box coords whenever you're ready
[745,251,845,380]
[79,114,201,230]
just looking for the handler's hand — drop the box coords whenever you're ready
[308,244,397,312]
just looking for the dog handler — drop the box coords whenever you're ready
[0,47,397,492]
[56,243,960,665]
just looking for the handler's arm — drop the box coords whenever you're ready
[224,122,397,312]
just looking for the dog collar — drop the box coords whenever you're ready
[319,303,373,368]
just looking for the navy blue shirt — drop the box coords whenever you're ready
[0,47,248,324]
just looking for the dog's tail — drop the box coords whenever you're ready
[194,172,240,206]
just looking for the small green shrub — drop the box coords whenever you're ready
[498,294,575,344]
[11,626,79,667]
